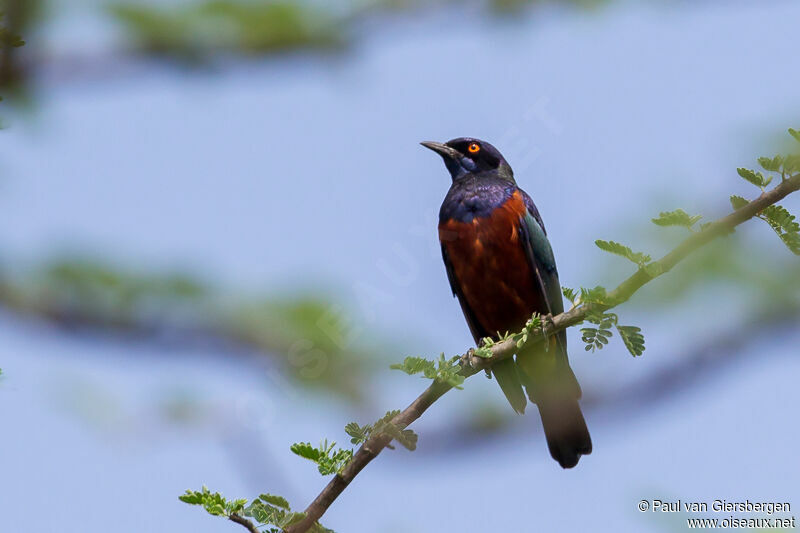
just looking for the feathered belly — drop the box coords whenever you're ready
[439,194,545,339]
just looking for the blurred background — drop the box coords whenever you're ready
[1,0,799,531]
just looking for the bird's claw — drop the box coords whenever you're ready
[461,348,476,368]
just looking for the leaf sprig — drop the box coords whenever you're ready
[390,353,464,389]
[472,312,544,358]
[290,440,354,476]
[346,410,418,451]
[566,305,645,357]
[179,486,248,518]
[731,129,800,255]
[291,410,419,481]
[179,487,330,533]
[595,240,651,267]
[758,204,800,255]
[651,208,703,231]
[245,494,309,533]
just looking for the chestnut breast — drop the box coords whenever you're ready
[439,189,545,338]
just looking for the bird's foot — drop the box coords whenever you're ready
[542,313,556,349]
[461,348,476,369]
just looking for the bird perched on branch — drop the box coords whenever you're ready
[421,137,591,468]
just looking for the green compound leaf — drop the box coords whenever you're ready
[344,422,372,445]
[244,496,307,530]
[785,154,800,174]
[617,325,646,357]
[289,440,353,476]
[757,203,800,256]
[761,205,800,234]
[561,286,577,304]
[179,486,245,517]
[390,354,464,389]
[369,410,418,451]
[737,167,772,188]
[580,286,609,304]
[257,494,290,510]
[289,442,322,462]
[580,310,617,352]
[390,356,436,378]
[580,327,612,352]
[180,487,325,532]
[651,208,702,229]
[379,423,418,451]
[758,155,784,172]
[595,240,651,267]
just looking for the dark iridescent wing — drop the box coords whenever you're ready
[517,190,580,396]
[518,193,563,314]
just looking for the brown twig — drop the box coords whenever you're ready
[229,513,260,533]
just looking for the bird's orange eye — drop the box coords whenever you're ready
[468,143,480,154]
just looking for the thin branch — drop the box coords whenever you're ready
[418,301,800,452]
[279,172,800,533]
[229,513,260,533]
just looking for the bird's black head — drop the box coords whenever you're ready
[420,137,514,182]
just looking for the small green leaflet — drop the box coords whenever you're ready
[580,286,609,304]
[651,208,702,229]
[595,240,652,267]
[730,195,749,210]
[789,128,800,143]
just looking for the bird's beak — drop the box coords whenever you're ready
[420,141,461,161]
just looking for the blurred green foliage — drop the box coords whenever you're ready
[0,1,25,111]
[107,0,613,60]
[0,257,386,402]
[109,1,344,58]
[0,0,37,89]
[0,6,24,51]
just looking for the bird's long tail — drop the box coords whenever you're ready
[517,339,592,469]
[491,357,528,414]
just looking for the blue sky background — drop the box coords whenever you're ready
[1,1,799,531]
